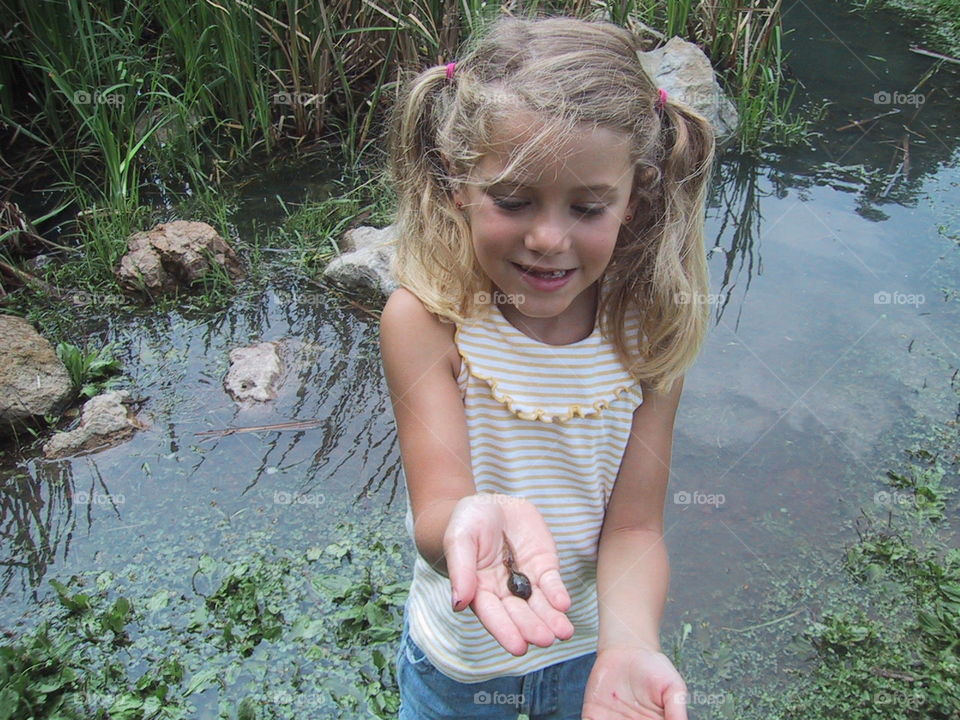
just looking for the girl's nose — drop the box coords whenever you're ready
[523,209,572,255]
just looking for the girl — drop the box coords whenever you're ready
[380,13,714,720]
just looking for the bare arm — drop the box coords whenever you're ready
[380,289,574,653]
[596,375,684,652]
[379,288,476,577]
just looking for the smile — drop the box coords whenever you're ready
[511,262,575,279]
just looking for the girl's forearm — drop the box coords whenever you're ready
[596,527,670,652]
[412,497,466,578]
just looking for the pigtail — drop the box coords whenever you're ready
[386,64,482,320]
[602,97,715,393]
[646,100,715,391]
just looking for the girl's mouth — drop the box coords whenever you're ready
[511,262,576,291]
[511,262,575,280]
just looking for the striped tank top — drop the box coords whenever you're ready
[402,298,644,682]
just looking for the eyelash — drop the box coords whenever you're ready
[492,197,606,217]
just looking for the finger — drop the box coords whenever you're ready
[664,683,689,720]
[525,586,575,641]
[502,594,556,647]
[471,590,527,656]
[535,567,571,614]
[445,534,479,611]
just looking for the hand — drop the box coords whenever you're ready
[582,646,688,720]
[444,493,574,655]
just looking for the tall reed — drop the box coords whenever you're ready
[0,0,802,215]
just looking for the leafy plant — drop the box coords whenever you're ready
[56,341,122,399]
[0,574,190,720]
[312,567,407,647]
[193,553,287,657]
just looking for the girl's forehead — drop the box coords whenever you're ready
[472,120,634,189]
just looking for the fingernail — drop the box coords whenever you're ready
[451,590,459,610]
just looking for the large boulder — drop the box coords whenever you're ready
[638,36,739,142]
[42,390,147,459]
[0,315,73,435]
[116,220,244,296]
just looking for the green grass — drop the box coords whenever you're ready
[263,164,396,271]
[0,0,803,212]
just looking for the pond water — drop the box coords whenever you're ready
[1,0,958,717]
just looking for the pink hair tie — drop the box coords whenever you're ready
[446,61,457,81]
[656,88,668,110]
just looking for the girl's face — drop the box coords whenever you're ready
[453,116,637,344]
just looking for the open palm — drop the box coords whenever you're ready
[582,647,688,720]
[444,494,575,655]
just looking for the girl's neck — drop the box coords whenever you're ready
[496,283,599,346]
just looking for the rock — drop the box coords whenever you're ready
[224,341,284,404]
[638,36,739,142]
[0,315,74,435]
[116,220,244,296]
[42,390,147,459]
[322,225,399,297]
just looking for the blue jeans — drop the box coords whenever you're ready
[395,616,597,719]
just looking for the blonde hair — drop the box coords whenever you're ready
[386,14,715,392]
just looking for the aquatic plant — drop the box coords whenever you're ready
[55,341,122,400]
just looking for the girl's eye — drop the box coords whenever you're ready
[574,205,606,217]
[493,197,526,210]
[492,197,606,216]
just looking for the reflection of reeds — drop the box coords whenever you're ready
[0,461,75,599]
[0,0,802,209]
[707,155,769,327]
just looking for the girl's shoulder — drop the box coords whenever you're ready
[379,288,460,379]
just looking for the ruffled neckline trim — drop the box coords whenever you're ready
[454,303,643,423]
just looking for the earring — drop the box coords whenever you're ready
[625,214,632,222]
[456,201,463,208]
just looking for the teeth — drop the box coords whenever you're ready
[526,268,568,278]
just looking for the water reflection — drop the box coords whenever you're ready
[0,283,400,612]
[0,462,74,600]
